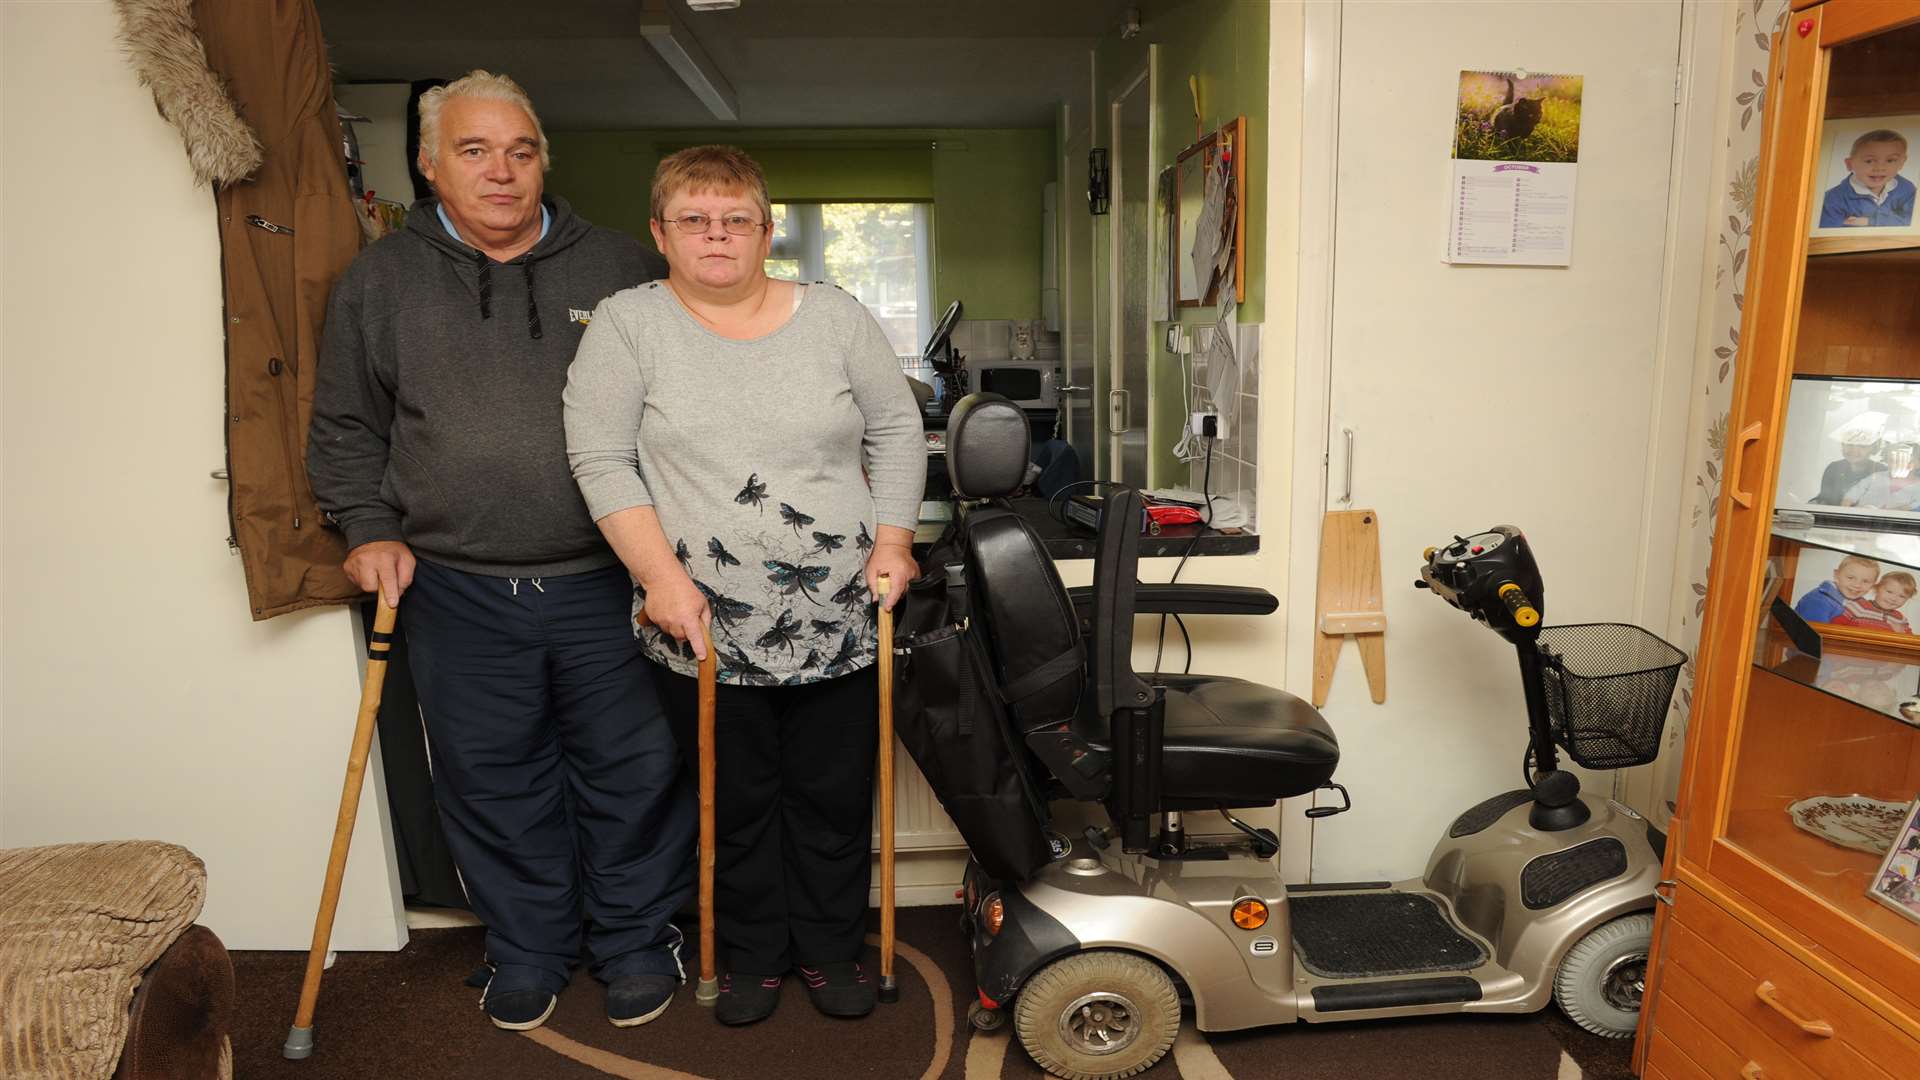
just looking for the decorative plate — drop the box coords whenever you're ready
[1897,697,1920,728]
[1787,795,1910,855]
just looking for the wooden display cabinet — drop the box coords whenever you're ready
[1636,3,1920,1078]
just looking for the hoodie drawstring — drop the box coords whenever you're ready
[475,250,492,321]
[473,248,540,339]
[524,257,543,339]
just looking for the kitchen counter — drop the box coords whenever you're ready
[914,496,1259,560]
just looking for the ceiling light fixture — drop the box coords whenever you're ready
[686,0,741,10]
[640,0,740,121]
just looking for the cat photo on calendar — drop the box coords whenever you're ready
[1453,70,1584,165]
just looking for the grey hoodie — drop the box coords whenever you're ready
[308,195,665,577]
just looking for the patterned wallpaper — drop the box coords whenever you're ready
[1652,0,1791,827]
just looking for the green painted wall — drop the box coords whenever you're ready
[930,130,1054,321]
[1093,0,1269,486]
[546,128,1052,320]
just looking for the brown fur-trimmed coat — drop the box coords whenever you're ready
[114,0,362,618]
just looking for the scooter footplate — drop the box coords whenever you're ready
[1288,891,1487,978]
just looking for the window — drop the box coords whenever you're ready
[766,203,933,356]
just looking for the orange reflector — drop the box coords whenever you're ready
[1231,897,1269,930]
[984,895,1005,936]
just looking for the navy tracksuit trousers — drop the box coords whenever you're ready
[404,559,693,995]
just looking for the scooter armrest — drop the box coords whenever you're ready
[1068,584,1278,618]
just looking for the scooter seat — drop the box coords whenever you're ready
[1154,675,1340,804]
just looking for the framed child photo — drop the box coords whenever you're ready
[1868,797,1920,927]
[1775,375,1920,530]
[1808,114,1920,251]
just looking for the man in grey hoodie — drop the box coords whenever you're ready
[308,71,685,1032]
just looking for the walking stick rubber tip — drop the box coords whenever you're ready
[282,1026,314,1060]
[695,977,721,1006]
[878,977,899,1004]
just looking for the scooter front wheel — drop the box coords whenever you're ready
[1012,951,1180,1080]
[1554,911,1654,1038]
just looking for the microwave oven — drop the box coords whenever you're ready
[973,360,1060,411]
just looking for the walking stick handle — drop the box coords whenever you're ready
[876,575,899,1003]
[695,623,720,1006]
[285,599,399,1059]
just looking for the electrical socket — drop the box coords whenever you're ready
[1190,411,1226,440]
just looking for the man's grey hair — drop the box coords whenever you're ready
[417,70,551,171]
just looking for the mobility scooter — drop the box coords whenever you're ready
[896,396,1685,1080]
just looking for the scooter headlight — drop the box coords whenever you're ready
[1231,897,1269,930]
[983,893,1005,936]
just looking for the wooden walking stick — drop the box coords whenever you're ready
[695,624,721,1006]
[284,600,399,1060]
[876,575,898,1004]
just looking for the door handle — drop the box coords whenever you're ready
[1753,980,1833,1037]
[1109,389,1130,433]
[1340,428,1355,505]
[1728,421,1764,509]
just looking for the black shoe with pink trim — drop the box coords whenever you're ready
[796,961,876,1018]
[715,973,782,1026]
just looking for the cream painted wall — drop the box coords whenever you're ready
[0,1,407,951]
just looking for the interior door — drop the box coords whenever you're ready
[1062,93,1098,477]
[1311,0,1687,881]
[1109,58,1153,483]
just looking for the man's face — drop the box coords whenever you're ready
[1838,563,1878,599]
[1846,140,1908,194]
[1842,443,1871,463]
[1875,579,1914,612]
[420,97,544,241]
[649,188,773,292]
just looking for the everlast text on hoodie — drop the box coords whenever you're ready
[308,195,665,578]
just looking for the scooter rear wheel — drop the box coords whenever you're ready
[1013,951,1180,1080]
[1554,912,1654,1038]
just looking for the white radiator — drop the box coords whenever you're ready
[873,740,966,851]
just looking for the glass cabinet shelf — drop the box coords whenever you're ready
[1773,521,1920,575]
[1752,621,1920,727]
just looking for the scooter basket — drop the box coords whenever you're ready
[1535,624,1686,770]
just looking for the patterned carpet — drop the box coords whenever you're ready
[229,908,1635,1080]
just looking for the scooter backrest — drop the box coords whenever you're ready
[961,505,1085,729]
[946,393,1029,499]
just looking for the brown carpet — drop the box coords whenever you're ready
[229,908,1633,1080]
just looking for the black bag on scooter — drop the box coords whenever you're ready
[891,539,1055,882]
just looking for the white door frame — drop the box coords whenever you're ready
[1284,0,1731,835]
[1107,53,1154,479]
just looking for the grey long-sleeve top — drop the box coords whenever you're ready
[564,280,927,684]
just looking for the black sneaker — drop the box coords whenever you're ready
[484,987,557,1031]
[797,961,875,1018]
[714,973,782,1026]
[607,973,677,1027]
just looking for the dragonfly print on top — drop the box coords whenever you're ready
[633,479,880,685]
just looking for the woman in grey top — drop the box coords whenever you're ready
[564,146,925,1026]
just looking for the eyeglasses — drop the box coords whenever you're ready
[662,212,769,236]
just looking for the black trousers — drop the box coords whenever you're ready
[661,666,878,974]
[405,559,693,994]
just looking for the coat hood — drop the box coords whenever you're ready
[112,0,265,186]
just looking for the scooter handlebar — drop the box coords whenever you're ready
[1498,583,1540,628]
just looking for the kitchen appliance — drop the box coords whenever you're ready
[973,359,1061,412]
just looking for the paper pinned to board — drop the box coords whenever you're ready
[1189,154,1228,297]
[1204,265,1239,423]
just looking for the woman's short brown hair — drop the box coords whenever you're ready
[650,145,772,223]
